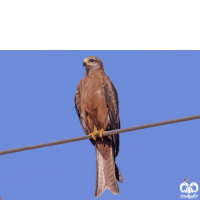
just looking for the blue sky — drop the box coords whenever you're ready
[0,51,200,200]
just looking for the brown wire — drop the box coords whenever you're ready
[0,114,200,156]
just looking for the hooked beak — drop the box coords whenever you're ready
[83,59,87,67]
[83,61,86,67]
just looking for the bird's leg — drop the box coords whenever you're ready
[99,128,104,138]
[94,124,97,131]
[88,125,104,140]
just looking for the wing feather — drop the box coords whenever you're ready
[75,80,89,135]
[75,79,95,145]
[102,75,120,157]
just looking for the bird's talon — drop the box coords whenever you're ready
[100,129,104,137]
[88,132,97,140]
[88,127,104,140]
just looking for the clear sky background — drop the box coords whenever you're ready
[0,51,200,200]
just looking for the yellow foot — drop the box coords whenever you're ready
[88,125,104,140]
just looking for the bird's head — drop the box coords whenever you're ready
[83,56,103,73]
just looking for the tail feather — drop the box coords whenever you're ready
[95,146,120,198]
[103,147,119,194]
[95,148,106,198]
[115,163,123,183]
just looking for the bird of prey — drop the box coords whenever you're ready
[75,56,123,198]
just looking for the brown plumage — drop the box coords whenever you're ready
[75,56,123,198]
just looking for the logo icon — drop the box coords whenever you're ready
[180,179,198,199]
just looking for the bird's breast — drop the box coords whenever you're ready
[81,73,108,119]
[82,81,104,108]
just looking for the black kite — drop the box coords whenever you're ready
[75,56,123,197]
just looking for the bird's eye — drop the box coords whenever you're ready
[89,59,94,62]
